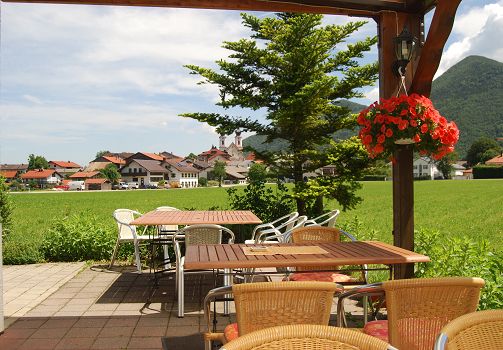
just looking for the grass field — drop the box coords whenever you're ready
[7,179,503,253]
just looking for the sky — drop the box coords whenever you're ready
[1,0,502,166]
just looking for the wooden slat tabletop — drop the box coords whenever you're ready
[130,210,262,226]
[183,241,430,270]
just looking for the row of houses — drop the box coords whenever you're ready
[0,132,256,189]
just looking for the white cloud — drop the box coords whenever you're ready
[23,95,43,104]
[436,1,503,77]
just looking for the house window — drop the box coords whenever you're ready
[129,168,132,173]
[171,173,176,178]
[423,165,428,169]
[413,165,417,169]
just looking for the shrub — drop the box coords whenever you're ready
[3,239,44,264]
[361,175,387,181]
[42,213,116,261]
[415,228,503,310]
[198,177,208,187]
[473,165,503,179]
[169,181,180,188]
[207,180,219,187]
[0,176,13,237]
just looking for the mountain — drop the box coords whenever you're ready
[430,55,503,157]
[243,99,366,152]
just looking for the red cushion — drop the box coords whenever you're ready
[224,323,239,341]
[287,272,353,283]
[363,320,389,342]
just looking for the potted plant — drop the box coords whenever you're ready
[357,93,459,160]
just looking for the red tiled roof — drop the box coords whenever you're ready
[69,171,100,179]
[49,161,81,168]
[102,156,126,165]
[0,170,17,179]
[245,152,256,161]
[140,152,164,161]
[21,169,57,179]
[62,179,72,185]
[199,147,229,157]
[486,155,503,165]
[85,178,109,184]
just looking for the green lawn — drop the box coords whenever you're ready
[7,179,503,251]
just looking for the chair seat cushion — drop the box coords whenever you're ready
[224,323,239,341]
[363,320,389,342]
[286,272,353,283]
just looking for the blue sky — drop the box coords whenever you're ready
[1,0,502,166]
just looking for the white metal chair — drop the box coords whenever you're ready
[252,215,308,243]
[173,224,236,317]
[244,212,299,244]
[304,209,340,227]
[110,209,152,273]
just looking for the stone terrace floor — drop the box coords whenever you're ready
[1,264,363,350]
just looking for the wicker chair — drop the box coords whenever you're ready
[220,325,397,350]
[204,281,340,350]
[174,224,235,317]
[337,277,485,350]
[434,309,503,350]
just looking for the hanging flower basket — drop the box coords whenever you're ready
[357,93,459,160]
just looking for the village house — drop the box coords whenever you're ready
[197,146,231,164]
[413,157,442,180]
[48,161,82,176]
[485,154,503,166]
[69,171,102,181]
[0,164,28,182]
[20,169,63,188]
[85,155,126,172]
[85,178,112,191]
[164,159,199,188]
[0,170,18,182]
[120,159,169,188]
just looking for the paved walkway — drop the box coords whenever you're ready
[4,263,86,327]
[1,264,364,350]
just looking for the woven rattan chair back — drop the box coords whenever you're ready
[290,226,344,272]
[434,309,503,350]
[182,225,223,246]
[232,281,338,336]
[221,324,396,350]
[383,277,485,350]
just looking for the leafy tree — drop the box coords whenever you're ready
[198,177,208,187]
[247,163,268,184]
[212,161,227,187]
[187,152,197,160]
[95,150,110,159]
[28,154,48,170]
[99,163,121,185]
[182,13,377,214]
[466,137,501,167]
[0,176,13,236]
[435,151,458,179]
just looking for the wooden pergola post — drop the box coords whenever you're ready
[378,11,423,279]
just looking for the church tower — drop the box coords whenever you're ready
[219,134,227,151]
[235,130,243,150]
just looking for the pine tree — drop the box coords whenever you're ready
[183,13,377,214]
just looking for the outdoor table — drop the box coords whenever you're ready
[183,241,430,279]
[130,210,262,226]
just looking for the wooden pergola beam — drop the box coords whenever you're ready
[1,0,433,16]
[410,0,462,96]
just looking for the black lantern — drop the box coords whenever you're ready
[393,27,417,76]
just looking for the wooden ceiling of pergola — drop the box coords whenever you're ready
[2,0,435,16]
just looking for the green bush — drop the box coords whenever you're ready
[198,177,208,187]
[3,239,44,264]
[473,165,503,179]
[415,228,503,310]
[0,176,13,237]
[42,213,117,261]
[207,180,219,187]
[361,175,387,181]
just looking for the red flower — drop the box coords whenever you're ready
[358,94,458,160]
